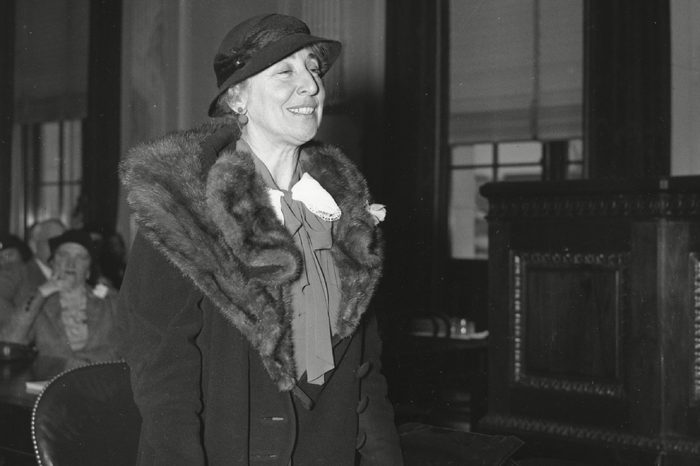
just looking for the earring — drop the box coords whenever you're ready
[234,106,248,126]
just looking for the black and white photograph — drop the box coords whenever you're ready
[0,1,698,465]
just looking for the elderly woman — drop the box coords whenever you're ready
[1,229,118,366]
[118,13,401,466]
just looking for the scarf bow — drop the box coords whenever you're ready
[266,173,341,224]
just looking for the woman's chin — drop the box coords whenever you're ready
[291,127,319,144]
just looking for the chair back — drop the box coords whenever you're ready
[32,361,141,466]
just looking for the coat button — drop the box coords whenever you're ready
[355,431,367,450]
[356,395,369,414]
[355,361,372,379]
[261,416,286,423]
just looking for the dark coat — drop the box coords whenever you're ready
[0,259,47,326]
[118,122,402,466]
[6,288,119,365]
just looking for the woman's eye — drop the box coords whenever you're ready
[308,61,321,74]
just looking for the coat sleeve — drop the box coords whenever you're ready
[117,233,206,466]
[0,290,44,344]
[357,312,404,465]
[76,292,121,364]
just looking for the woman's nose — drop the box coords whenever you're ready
[296,70,320,95]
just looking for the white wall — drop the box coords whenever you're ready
[671,0,700,176]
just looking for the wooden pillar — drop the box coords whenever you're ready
[382,0,450,317]
[584,0,671,179]
[0,0,14,233]
[82,0,122,234]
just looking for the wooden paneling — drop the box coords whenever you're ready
[519,253,622,383]
[480,177,700,465]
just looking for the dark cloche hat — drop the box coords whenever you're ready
[0,234,25,252]
[48,229,96,260]
[208,13,342,117]
[0,234,32,261]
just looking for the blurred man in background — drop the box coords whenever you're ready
[0,219,66,329]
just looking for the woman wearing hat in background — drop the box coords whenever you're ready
[118,13,402,466]
[0,234,33,270]
[1,229,119,367]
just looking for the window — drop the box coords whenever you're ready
[13,120,83,233]
[448,0,584,259]
[448,139,583,259]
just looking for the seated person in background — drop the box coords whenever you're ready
[0,229,119,367]
[0,219,66,326]
[0,234,33,269]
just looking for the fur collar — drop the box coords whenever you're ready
[121,121,383,390]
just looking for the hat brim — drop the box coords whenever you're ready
[48,231,95,260]
[208,34,341,117]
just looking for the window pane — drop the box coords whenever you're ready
[497,164,542,182]
[451,143,494,167]
[568,139,583,163]
[23,120,83,230]
[566,139,584,179]
[38,185,61,220]
[473,167,491,258]
[473,143,494,165]
[63,120,82,182]
[452,145,474,166]
[40,122,61,183]
[449,166,492,259]
[61,182,81,225]
[498,141,542,164]
[449,137,582,260]
[567,163,584,179]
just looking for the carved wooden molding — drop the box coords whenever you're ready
[488,193,700,219]
[480,413,700,456]
[692,253,700,404]
[511,252,627,398]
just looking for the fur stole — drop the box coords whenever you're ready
[120,121,384,390]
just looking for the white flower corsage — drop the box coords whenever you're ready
[366,202,387,226]
[92,283,109,299]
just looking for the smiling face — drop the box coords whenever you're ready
[236,47,326,148]
[52,243,91,290]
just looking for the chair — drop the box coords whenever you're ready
[31,361,141,466]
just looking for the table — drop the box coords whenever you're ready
[0,356,67,466]
[389,332,488,431]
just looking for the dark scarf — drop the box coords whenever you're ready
[120,121,384,390]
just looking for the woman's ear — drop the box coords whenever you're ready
[224,88,238,112]
[225,84,248,113]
